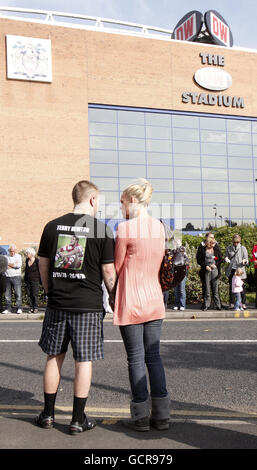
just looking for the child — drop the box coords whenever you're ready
[232,268,244,311]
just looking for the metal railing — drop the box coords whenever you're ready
[0,6,173,39]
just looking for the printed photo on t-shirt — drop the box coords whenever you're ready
[54,234,86,270]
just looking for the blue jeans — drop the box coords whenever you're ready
[119,320,168,403]
[234,292,242,310]
[174,275,187,308]
[5,276,22,310]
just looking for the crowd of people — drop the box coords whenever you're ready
[1,231,257,317]
[0,245,41,314]
[168,231,256,313]
[167,232,257,311]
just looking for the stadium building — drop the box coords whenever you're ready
[0,7,257,248]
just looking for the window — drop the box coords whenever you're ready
[202,168,228,180]
[89,106,257,229]
[146,139,171,153]
[173,115,199,128]
[204,194,229,205]
[227,132,251,145]
[147,153,172,165]
[201,155,227,168]
[172,127,199,141]
[228,157,252,169]
[201,130,226,143]
[146,126,171,140]
[148,178,173,192]
[118,110,144,124]
[118,124,145,138]
[119,138,145,151]
[147,165,173,178]
[90,136,117,150]
[91,163,118,177]
[230,194,254,205]
[90,150,118,163]
[145,113,171,126]
[119,165,146,178]
[227,120,251,132]
[175,193,202,205]
[175,180,200,192]
[89,122,117,136]
[173,154,200,167]
[228,144,252,157]
[119,151,146,164]
[200,117,226,130]
[173,140,200,154]
[229,169,253,181]
[151,192,174,204]
[202,181,228,193]
[174,167,201,179]
[201,142,226,155]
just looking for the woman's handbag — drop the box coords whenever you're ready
[159,221,188,291]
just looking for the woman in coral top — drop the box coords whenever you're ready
[113,178,170,432]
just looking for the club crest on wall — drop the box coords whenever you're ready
[6,35,52,82]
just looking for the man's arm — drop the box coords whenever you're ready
[101,263,117,300]
[8,253,22,269]
[39,257,50,294]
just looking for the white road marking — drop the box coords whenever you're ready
[0,339,257,343]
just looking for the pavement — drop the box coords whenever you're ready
[1,304,257,320]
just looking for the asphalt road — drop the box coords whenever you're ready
[1,318,257,454]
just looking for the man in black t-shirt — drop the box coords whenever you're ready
[36,180,116,435]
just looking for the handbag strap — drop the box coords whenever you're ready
[160,220,173,249]
[229,246,241,262]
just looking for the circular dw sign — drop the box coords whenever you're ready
[172,10,203,41]
[194,67,232,91]
[204,10,233,47]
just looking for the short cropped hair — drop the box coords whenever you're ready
[8,244,16,251]
[25,247,36,256]
[232,234,241,242]
[122,178,153,206]
[72,180,99,206]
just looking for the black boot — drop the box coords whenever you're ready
[150,396,170,430]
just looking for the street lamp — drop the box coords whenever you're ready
[219,215,223,226]
[213,204,217,227]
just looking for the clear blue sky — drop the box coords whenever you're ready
[1,0,256,50]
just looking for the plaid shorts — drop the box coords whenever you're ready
[39,308,104,362]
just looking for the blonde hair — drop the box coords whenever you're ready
[235,268,243,276]
[205,236,215,248]
[122,178,152,206]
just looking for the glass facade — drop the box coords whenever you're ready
[88,105,257,231]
